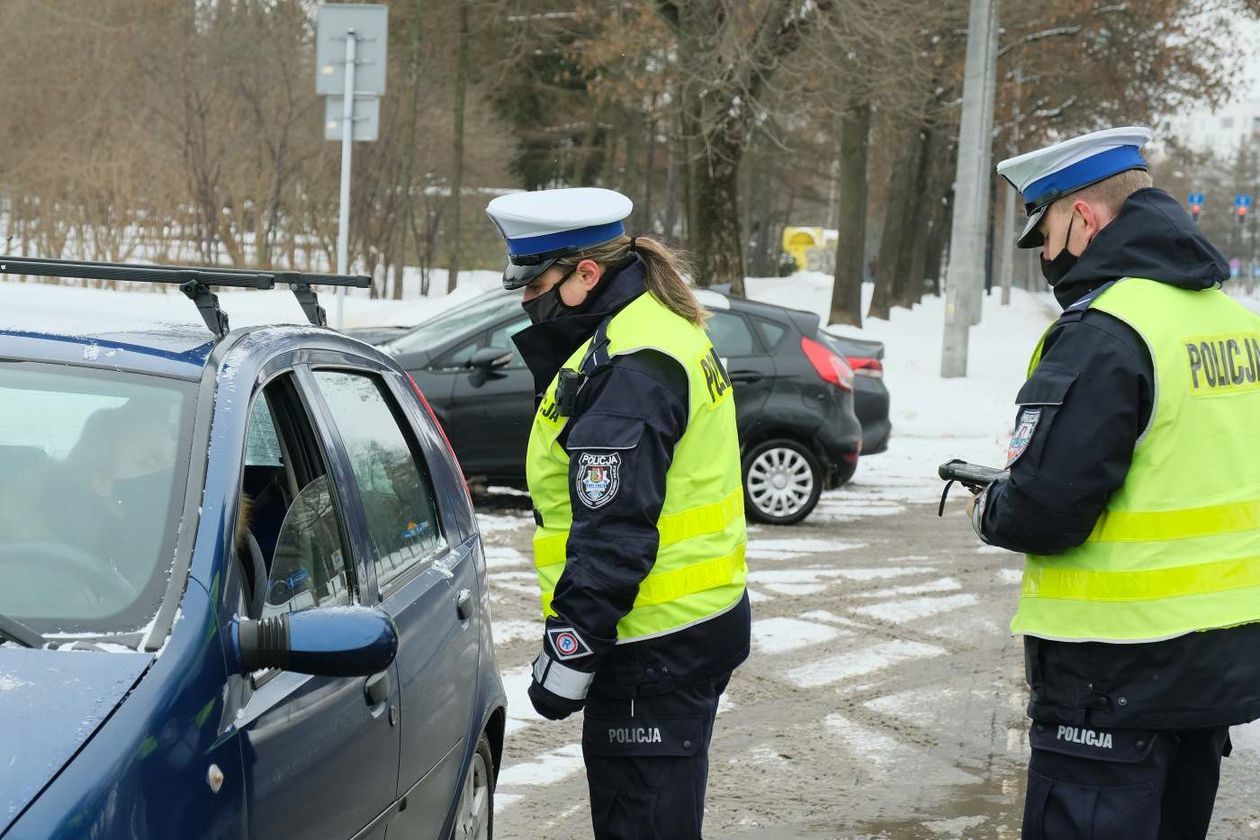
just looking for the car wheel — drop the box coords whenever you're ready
[451,734,495,840]
[742,438,823,526]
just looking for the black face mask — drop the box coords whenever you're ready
[522,270,578,325]
[1039,215,1079,286]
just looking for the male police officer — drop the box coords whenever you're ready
[486,188,750,839]
[974,127,1260,838]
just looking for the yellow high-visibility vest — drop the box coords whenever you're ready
[526,291,747,642]
[1013,278,1260,642]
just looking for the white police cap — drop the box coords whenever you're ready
[996,126,1152,249]
[486,187,634,289]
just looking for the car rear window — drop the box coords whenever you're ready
[0,362,195,638]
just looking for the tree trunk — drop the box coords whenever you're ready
[900,126,949,307]
[828,103,871,327]
[925,186,953,297]
[868,123,925,320]
[446,0,469,292]
[688,133,746,293]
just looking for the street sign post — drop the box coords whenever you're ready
[316,4,388,328]
[1236,194,1253,227]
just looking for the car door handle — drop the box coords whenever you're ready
[364,670,393,708]
[456,588,473,621]
[729,371,763,383]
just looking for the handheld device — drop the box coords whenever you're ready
[937,459,1006,517]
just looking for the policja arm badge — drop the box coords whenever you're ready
[1006,408,1042,468]
[576,452,621,509]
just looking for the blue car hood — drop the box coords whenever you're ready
[0,647,152,830]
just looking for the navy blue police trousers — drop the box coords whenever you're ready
[581,673,730,840]
[1023,722,1232,839]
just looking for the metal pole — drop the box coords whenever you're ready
[940,0,994,377]
[967,0,999,325]
[335,29,358,329]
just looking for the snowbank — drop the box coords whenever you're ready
[0,268,504,335]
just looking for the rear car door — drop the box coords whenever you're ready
[234,374,400,840]
[307,365,480,840]
[707,309,775,439]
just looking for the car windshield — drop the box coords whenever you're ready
[385,292,517,355]
[0,362,195,641]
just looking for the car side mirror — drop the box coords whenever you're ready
[232,606,398,678]
[469,347,512,370]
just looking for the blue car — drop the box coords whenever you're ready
[0,258,504,839]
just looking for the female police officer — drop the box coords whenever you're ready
[486,187,751,839]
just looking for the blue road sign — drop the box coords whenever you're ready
[1236,194,1254,208]
[1188,192,1206,205]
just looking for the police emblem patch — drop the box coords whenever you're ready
[547,626,592,661]
[575,451,621,509]
[1006,407,1042,467]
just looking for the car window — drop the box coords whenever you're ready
[263,474,352,617]
[707,311,760,357]
[754,318,788,352]
[0,362,194,637]
[486,317,530,368]
[388,293,516,355]
[436,316,530,370]
[313,371,445,593]
[245,380,356,619]
[437,338,481,369]
[245,397,284,467]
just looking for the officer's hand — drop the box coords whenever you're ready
[528,680,584,721]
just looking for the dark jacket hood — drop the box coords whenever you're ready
[1053,187,1229,309]
[512,255,646,394]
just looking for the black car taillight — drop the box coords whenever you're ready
[801,336,854,392]
[847,357,884,379]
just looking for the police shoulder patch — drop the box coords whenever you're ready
[547,626,592,661]
[1006,407,1042,467]
[575,451,621,509]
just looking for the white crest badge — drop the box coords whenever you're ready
[1006,408,1042,467]
[576,451,621,509]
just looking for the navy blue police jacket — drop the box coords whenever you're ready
[979,187,1260,729]
[513,257,751,700]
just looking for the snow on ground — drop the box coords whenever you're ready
[0,267,504,335]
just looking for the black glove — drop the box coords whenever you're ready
[528,679,585,721]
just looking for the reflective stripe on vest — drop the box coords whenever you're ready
[1012,278,1260,642]
[526,292,748,643]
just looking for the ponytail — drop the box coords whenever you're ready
[555,234,709,326]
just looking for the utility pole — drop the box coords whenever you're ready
[999,66,1022,306]
[941,0,999,377]
[967,0,1000,326]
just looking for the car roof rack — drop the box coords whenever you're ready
[0,255,372,338]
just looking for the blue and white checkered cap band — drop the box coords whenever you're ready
[1021,145,1148,214]
[506,220,626,257]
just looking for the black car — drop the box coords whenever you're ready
[820,332,891,455]
[354,289,863,525]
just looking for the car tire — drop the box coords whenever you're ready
[742,438,823,526]
[451,733,495,840]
